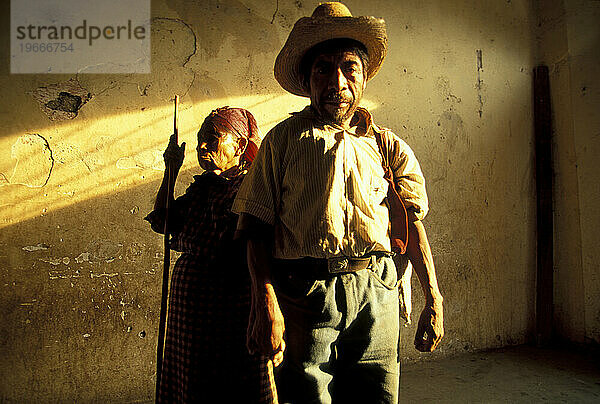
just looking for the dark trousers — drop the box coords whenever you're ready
[273,255,401,404]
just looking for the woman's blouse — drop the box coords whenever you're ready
[145,172,245,263]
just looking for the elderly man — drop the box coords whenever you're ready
[232,2,443,403]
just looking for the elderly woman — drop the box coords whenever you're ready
[146,107,276,403]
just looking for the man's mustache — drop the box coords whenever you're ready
[322,92,352,103]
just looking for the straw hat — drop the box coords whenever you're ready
[274,2,387,97]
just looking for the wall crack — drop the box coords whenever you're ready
[3,134,54,188]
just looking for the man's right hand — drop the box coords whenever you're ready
[163,134,185,174]
[247,283,286,367]
[243,217,284,365]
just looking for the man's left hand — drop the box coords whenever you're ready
[414,298,444,352]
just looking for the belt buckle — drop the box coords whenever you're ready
[327,257,349,274]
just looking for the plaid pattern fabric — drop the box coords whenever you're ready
[146,172,246,259]
[262,357,278,404]
[147,172,277,403]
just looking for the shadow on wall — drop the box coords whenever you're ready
[0,173,197,402]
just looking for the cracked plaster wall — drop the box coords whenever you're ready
[0,0,580,401]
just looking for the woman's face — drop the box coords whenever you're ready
[196,126,246,174]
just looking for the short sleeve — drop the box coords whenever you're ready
[387,132,429,220]
[231,130,282,226]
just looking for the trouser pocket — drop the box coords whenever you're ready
[368,256,399,290]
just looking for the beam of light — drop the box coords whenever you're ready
[0,94,379,228]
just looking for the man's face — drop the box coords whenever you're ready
[308,50,366,127]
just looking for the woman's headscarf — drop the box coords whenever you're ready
[199,106,262,165]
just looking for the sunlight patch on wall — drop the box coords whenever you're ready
[0,95,379,228]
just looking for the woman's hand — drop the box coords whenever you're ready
[153,135,185,213]
[163,134,186,175]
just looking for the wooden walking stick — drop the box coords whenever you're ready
[155,95,179,403]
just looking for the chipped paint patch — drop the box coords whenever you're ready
[53,143,99,173]
[30,78,91,121]
[49,270,83,280]
[90,272,119,278]
[5,134,54,188]
[125,242,145,263]
[116,150,163,170]
[437,76,462,104]
[45,92,84,113]
[39,258,63,266]
[22,243,50,252]
[87,239,123,262]
[75,252,91,263]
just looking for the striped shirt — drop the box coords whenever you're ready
[232,106,428,259]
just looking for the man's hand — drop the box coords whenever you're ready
[247,283,286,367]
[414,298,444,352]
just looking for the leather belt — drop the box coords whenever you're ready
[273,252,391,277]
[327,256,372,273]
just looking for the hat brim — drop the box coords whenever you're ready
[274,16,387,97]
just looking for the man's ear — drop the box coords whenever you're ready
[236,137,248,156]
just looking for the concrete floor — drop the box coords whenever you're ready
[136,344,600,403]
[400,345,600,403]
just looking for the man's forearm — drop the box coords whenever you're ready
[247,236,275,296]
[406,218,442,304]
[406,216,444,351]
[239,213,275,291]
[239,213,285,362]
[247,231,282,339]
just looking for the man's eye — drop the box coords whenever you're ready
[314,63,331,75]
[344,64,359,74]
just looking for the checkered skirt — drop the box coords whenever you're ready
[151,173,277,403]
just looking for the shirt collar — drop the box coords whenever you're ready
[295,106,376,137]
